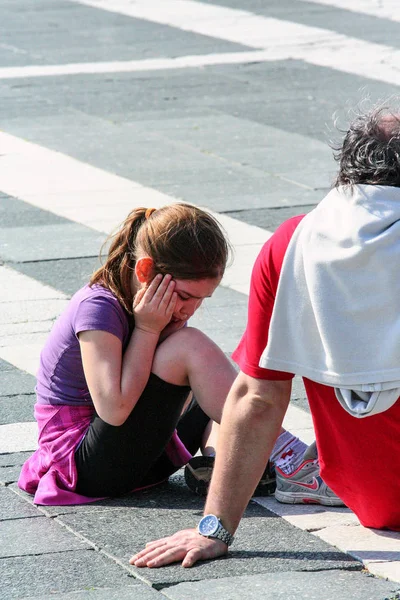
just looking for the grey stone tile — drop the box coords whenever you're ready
[134,114,335,190]
[0,464,23,486]
[23,584,160,600]
[0,486,41,520]
[0,451,32,468]
[190,285,248,352]
[13,256,101,297]
[56,478,360,587]
[164,569,400,600]
[0,358,15,371]
[0,224,105,263]
[0,549,140,599]
[226,205,316,231]
[0,368,36,396]
[209,62,400,143]
[156,179,318,213]
[1,516,91,558]
[0,195,68,228]
[0,394,35,425]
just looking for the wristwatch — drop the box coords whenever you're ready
[197,514,234,546]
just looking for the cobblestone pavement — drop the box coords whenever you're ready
[1,1,400,598]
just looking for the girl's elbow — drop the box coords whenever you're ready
[95,400,132,426]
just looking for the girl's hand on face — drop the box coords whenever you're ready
[133,274,177,335]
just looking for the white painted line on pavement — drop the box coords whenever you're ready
[298,0,400,22]
[254,495,359,531]
[66,0,400,87]
[0,51,281,80]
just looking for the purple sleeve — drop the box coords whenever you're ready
[73,291,128,343]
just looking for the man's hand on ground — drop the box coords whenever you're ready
[129,528,228,568]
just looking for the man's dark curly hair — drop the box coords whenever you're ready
[334,106,400,188]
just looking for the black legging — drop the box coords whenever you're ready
[75,373,210,497]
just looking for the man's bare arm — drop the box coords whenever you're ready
[204,372,292,534]
[130,371,291,568]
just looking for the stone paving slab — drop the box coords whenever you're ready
[162,569,400,600]
[226,205,316,230]
[0,486,40,520]
[0,451,32,468]
[23,584,161,600]
[157,178,321,212]
[139,113,334,189]
[0,465,23,486]
[0,366,36,396]
[1,516,91,558]
[54,476,360,587]
[14,257,101,296]
[0,223,104,262]
[211,61,399,143]
[0,549,140,600]
[0,193,68,228]
[0,453,32,487]
[0,393,35,425]
[190,285,248,352]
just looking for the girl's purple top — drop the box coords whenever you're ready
[18,284,192,505]
[36,284,130,406]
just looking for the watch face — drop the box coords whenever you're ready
[198,514,219,536]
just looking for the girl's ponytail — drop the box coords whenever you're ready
[90,207,147,313]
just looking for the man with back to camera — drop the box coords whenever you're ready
[131,103,400,567]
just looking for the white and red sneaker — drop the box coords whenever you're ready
[275,442,345,506]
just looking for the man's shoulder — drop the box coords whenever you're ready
[274,214,306,240]
[260,215,306,259]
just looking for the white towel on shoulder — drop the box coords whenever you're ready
[260,184,400,418]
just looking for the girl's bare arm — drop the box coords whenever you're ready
[79,274,176,426]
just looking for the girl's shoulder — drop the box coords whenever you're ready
[71,283,123,310]
[70,284,130,341]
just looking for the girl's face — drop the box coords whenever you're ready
[171,277,221,323]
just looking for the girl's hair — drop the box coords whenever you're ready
[90,203,230,313]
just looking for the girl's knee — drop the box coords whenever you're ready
[157,326,212,356]
[152,327,217,385]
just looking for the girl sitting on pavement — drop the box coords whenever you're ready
[19,203,326,505]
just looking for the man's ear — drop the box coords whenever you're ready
[135,257,155,283]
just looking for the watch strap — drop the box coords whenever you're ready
[214,523,234,546]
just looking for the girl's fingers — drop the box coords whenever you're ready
[132,286,147,308]
[141,274,164,301]
[157,279,176,308]
[143,275,173,304]
[166,291,177,316]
